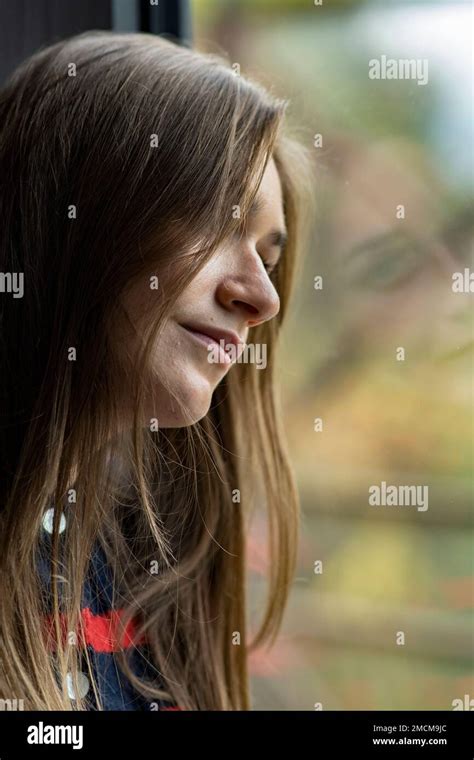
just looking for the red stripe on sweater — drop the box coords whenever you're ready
[44,608,147,653]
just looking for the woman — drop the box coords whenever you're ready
[0,30,309,711]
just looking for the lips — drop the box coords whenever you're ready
[179,323,245,365]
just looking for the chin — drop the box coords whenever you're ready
[147,367,219,428]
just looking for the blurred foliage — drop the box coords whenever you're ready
[194,0,367,21]
[194,0,473,710]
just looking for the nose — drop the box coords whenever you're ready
[216,255,280,328]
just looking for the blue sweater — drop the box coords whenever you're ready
[38,505,180,711]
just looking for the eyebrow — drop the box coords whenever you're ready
[248,196,265,218]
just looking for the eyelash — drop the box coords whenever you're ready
[263,260,278,276]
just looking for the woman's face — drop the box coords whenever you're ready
[121,157,286,427]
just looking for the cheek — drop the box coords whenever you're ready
[116,256,233,426]
[177,258,224,300]
[123,275,158,326]
[150,322,188,377]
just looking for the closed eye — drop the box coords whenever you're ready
[267,229,288,252]
[233,219,287,276]
[260,230,286,275]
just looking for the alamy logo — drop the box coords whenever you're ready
[27,721,84,750]
[369,481,429,512]
[452,268,474,293]
[0,697,24,710]
[369,55,429,86]
[208,340,267,369]
[0,271,24,298]
[452,694,474,710]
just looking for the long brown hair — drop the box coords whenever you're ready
[0,30,309,710]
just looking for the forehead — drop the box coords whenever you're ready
[258,157,283,203]
[251,157,285,227]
